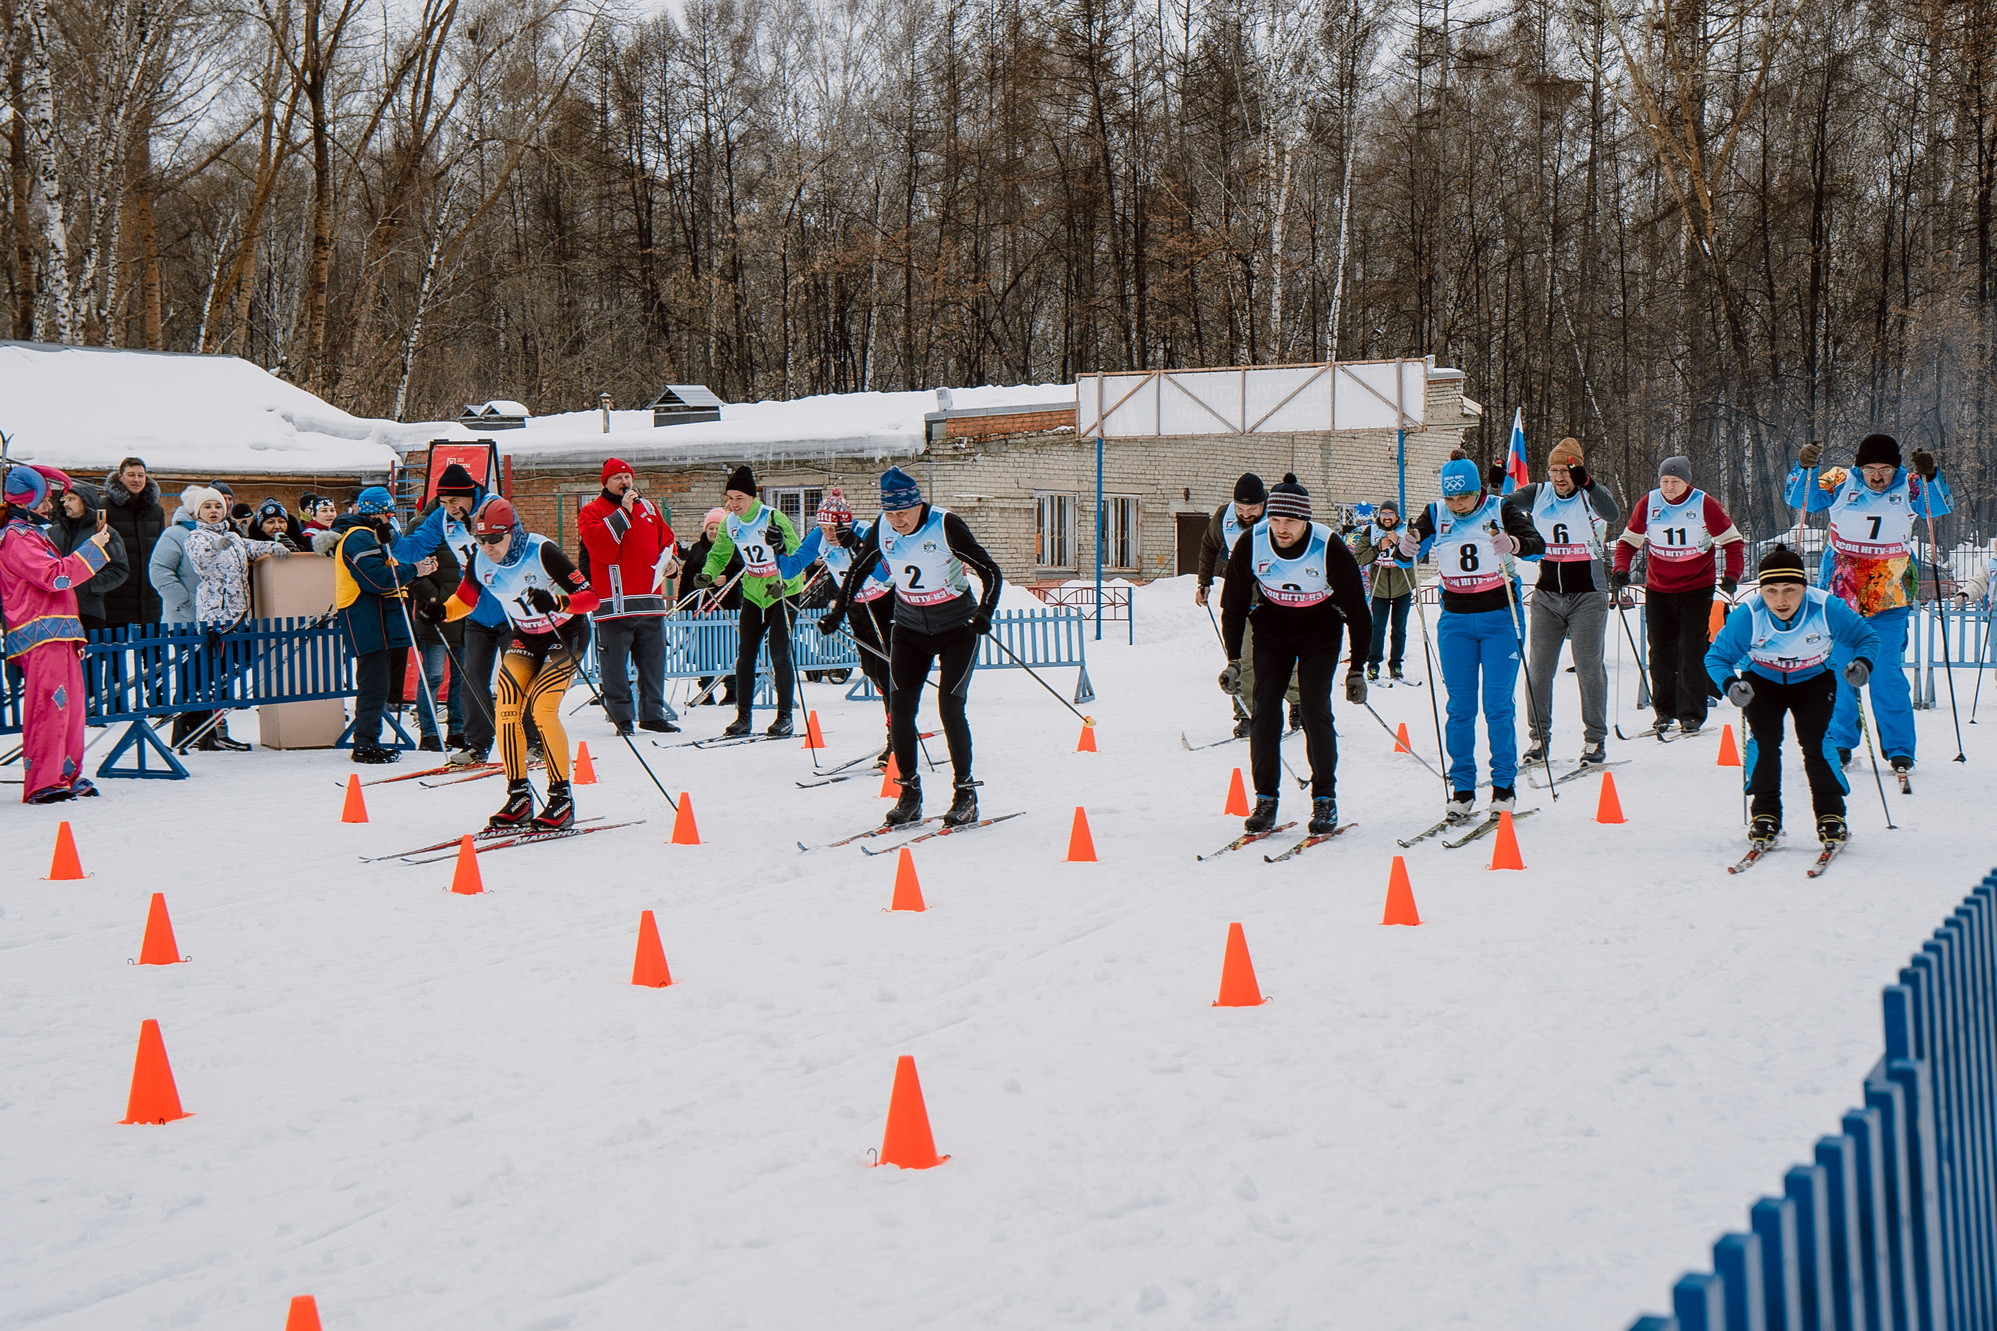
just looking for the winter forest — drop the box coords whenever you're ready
[7,0,1997,531]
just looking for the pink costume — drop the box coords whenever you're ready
[1,515,108,801]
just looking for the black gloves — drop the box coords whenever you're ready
[416,601,446,624]
[1725,676,1755,708]
[1912,450,1938,479]
[818,606,843,636]
[1719,577,1738,597]
[767,524,787,556]
[1844,658,1872,688]
[833,524,858,549]
[969,610,993,636]
[1345,671,1367,705]
[1799,442,1823,469]
[523,587,558,613]
[1567,463,1590,491]
[1609,568,1632,590]
[1218,661,1242,693]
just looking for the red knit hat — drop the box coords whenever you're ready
[602,457,634,485]
[815,487,854,525]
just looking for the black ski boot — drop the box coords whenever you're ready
[1308,797,1338,836]
[532,780,574,832]
[721,713,754,738]
[1521,739,1549,765]
[1837,747,1853,768]
[1365,664,1380,682]
[1446,789,1477,824]
[885,775,923,826]
[1816,813,1850,847]
[1747,814,1780,847]
[1578,742,1608,766]
[1288,702,1303,732]
[765,712,795,739]
[874,739,893,769]
[1889,755,1913,775]
[419,734,443,752]
[1388,666,1406,682]
[488,780,534,831]
[352,744,400,765]
[943,779,981,827]
[208,720,251,752]
[1488,786,1517,815]
[1232,716,1253,738]
[1244,795,1279,834]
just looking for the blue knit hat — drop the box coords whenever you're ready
[880,466,923,511]
[1439,457,1482,497]
[355,486,395,515]
[4,465,47,509]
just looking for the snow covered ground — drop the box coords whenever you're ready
[5,577,1992,1330]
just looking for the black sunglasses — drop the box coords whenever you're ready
[475,531,509,545]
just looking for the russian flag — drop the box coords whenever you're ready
[1501,408,1530,494]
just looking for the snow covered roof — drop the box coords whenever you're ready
[0,342,409,477]
[405,382,1075,470]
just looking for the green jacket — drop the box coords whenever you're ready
[1352,526,1421,600]
[700,501,806,608]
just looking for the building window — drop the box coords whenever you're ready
[761,486,823,532]
[1036,492,1076,569]
[1104,496,1140,570]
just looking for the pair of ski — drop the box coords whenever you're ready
[795,733,939,787]
[653,731,788,750]
[1727,838,1844,877]
[1195,822,1357,862]
[1525,759,1628,791]
[1397,807,1538,850]
[796,811,1022,854]
[357,759,497,787]
[359,815,644,864]
[420,761,542,788]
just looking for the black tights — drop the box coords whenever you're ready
[890,624,978,783]
[1250,631,1342,799]
[733,598,796,718]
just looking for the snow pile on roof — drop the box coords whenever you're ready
[409,383,1075,468]
[0,342,408,477]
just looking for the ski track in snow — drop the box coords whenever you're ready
[3,575,1989,1329]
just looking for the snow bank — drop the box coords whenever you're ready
[0,342,405,476]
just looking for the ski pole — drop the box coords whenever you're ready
[1411,580,1454,806]
[985,627,1095,726]
[1497,552,1559,800]
[1361,697,1444,780]
[1613,594,1652,720]
[827,620,942,772]
[556,628,679,811]
[1972,594,1994,723]
[1855,688,1897,830]
[1923,509,1967,761]
[394,596,447,747]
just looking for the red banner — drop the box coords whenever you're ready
[423,441,501,505]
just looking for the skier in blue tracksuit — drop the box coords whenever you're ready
[1782,432,1952,773]
[1705,543,1882,848]
[1399,454,1546,823]
[391,463,512,765]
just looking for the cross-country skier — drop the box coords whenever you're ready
[814,487,896,760]
[698,465,807,738]
[1352,499,1419,682]
[1611,456,1747,736]
[393,463,509,766]
[820,466,1004,828]
[1705,543,1881,850]
[1399,453,1547,822]
[1219,474,1372,837]
[435,498,598,832]
[1196,473,1298,735]
[1783,434,1952,775]
[1506,437,1622,766]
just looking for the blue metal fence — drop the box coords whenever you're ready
[1629,868,1997,1330]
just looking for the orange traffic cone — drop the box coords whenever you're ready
[1488,811,1526,870]
[890,848,926,912]
[47,820,85,880]
[879,752,902,798]
[120,1018,190,1124]
[449,835,484,895]
[671,793,701,845]
[1222,768,1250,817]
[1076,719,1097,752]
[631,909,673,987]
[1394,722,1413,755]
[1381,856,1422,926]
[1595,770,1627,824]
[573,742,597,785]
[1213,922,1267,1007]
[284,1295,323,1331]
[1716,723,1742,767]
[340,773,368,823]
[1066,807,1097,862]
[137,893,184,965]
[804,710,827,749]
[877,1054,948,1169]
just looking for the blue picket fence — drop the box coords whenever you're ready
[1629,868,1997,1330]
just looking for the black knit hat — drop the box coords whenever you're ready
[434,463,480,497]
[1854,433,1902,469]
[1234,472,1267,503]
[1264,473,1312,522]
[1757,543,1808,587]
[724,463,757,495]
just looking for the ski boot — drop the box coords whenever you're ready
[1232,716,1253,739]
[419,734,444,752]
[1308,797,1338,836]
[765,712,795,739]
[1816,813,1850,847]
[1521,740,1549,765]
[874,739,893,769]
[1365,664,1380,682]
[1244,795,1279,834]
[1678,721,1702,736]
[1889,755,1913,774]
[532,780,574,832]
[639,717,681,734]
[1577,742,1608,766]
[1446,789,1477,824]
[1487,786,1517,816]
[885,775,923,826]
[488,780,535,831]
[1647,716,1675,738]
[1288,702,1303,732]
[721,713,754,738]
[1837,747,1853,769]
[207,720,251,752]
[1747,814,1780,848]
[446,746,485,768]
[1388,666,1406,683]
[352,744,400,765]
[943,779,981,827]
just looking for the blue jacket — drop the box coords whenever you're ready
[333,515,419,655]
[147,512,202,624]
[1705,589,1882,689]
[393,490,508,628]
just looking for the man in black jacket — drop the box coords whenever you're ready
[99,457,164,626]
[50,481,130,633]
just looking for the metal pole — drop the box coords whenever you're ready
[1396,428,1406,516]
[1094,432,1104,642]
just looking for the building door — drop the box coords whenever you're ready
[1176,513,1208,575]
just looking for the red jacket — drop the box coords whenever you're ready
[1613,488,1746,594]
[578,491,677,618]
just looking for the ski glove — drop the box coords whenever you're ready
[1218,661,1242,694]
[1912,449,1938,479]
[1490,530,1521,555]
[767,524,787,556]
[1799,442,1823,468]
[1609,568,1632,590]
[1396,528,1420,559]
[1345,671,1367,705]
[1843,658,1872,688]
[1725,676,1755,708]
[416,601,446,624]
[969,611,993,636]
[522,587,559,613]
[1719,577,1738,598]
[818,606,843,636]
[1565,463,1591,492]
